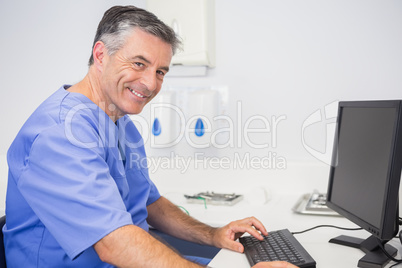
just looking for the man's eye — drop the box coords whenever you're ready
[134,62,144,68]
[157,70,165,76]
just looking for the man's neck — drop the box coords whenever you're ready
[67,68,119,122]
[68,68,97,99]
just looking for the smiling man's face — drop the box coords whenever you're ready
[98,28,173,119]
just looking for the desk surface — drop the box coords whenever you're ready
[164,192,401,268]
[3,194,400,267]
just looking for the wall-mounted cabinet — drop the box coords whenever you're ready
[147,0,215,68]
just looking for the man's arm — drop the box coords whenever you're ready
[93,199,298,268]
[146,196,268,252]
[146,196,215,245]
[93,224,203,268]
[146,198,299,268]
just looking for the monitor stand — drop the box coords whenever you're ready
[329,235,397,268]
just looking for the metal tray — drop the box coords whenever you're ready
[185,192,243,206]
[292,192,340,216]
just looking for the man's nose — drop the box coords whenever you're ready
[141,69,157,92]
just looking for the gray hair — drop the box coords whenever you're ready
[88,5,181,66]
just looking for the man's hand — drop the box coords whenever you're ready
[211,217,268,253]
[252,261,299,268]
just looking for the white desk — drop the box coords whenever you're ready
[162,192,402,268]
[151,161,402,268]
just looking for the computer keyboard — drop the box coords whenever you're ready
[239,229,316,268]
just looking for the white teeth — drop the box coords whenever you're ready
[129,88,145,98]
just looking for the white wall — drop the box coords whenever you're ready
[161,0,402,160]
[1,0,402,208]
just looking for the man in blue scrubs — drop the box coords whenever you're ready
[3,5,297,268]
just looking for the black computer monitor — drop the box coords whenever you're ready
[326,100,402,268]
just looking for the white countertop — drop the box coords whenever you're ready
[162,191,401,268]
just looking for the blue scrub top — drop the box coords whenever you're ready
[3,85,161,267]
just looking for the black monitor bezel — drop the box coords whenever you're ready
[326,100,402,241]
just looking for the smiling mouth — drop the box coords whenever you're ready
[128,87,147,98]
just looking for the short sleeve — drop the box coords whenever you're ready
[17,124,133,259]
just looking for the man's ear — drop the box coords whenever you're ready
[92,41,106,71]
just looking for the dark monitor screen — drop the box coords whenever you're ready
[326,100,402,267]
